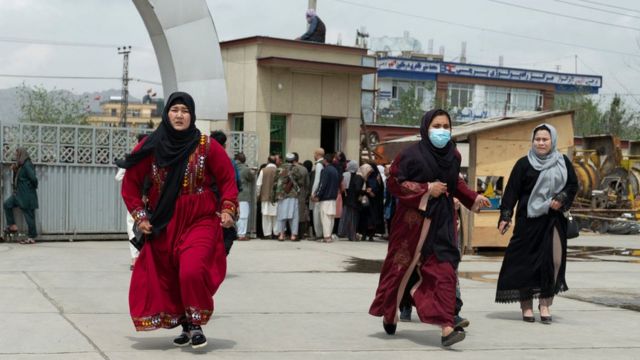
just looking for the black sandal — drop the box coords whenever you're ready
[4,227,18,234]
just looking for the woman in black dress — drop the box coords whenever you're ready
[496,123,578,324]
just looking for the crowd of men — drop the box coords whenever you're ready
[233,148,392,243]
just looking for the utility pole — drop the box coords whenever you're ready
[308,0,317,10]
[118,46,132,127]
[575,54,578,74]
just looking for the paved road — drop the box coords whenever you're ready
[1,233,639,359]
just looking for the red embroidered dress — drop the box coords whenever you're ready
[122,135,238,331]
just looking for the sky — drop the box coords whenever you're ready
[1,0,639,108]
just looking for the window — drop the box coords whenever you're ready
[110,109,117,116]
[448,84,474,109]
[270,114,286,157]
[484,86,510,116]
[362,91,375,123]
[416,87,425,102]
[232,114,244,131]
[510,88,543,112]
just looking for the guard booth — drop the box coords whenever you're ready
[0,123,257,240]
[374,110,575,251]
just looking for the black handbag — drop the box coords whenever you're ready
[130,223,147,251]
[223,226,237,255]
[130,207,152,251]
[565,211,579,239]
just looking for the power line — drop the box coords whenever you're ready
[578,57,640,107]
[554,0,640,19]
[487,0,640,31]
[0,73,161,85]
[509,55,576,67]
[0,36,153,52]
[574,0,640,14]
[330,0,640,58]
[596,93,640,96]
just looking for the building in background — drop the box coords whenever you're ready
[87,96,161,128]
[219,36,376,161]
[375,53,602,123]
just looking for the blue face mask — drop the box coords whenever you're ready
[428,128,451,148]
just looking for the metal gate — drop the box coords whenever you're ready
[0,123,258,240]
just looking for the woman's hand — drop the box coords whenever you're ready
[137,220,153,234]
[472,195,492,213]
[498,220,510,235]
[550,199,563,211]
[428,181,447,198]
[220,212,235,228]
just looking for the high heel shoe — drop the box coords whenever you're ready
[382,320,396,335]
[522,310,535,322]
[538,305,552,324]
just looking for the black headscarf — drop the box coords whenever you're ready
[116,91,201,234]
[397,109,458,189]
[395,109,461,264]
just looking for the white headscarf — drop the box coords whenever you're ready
[342,160,358,189]
[357,164,373,179]
[526,123,568,217]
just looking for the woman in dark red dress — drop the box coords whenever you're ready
[118,92,238,349]
[369,109,485,347]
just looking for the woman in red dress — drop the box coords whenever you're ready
[369,109,486,347]
[118,92,238,349]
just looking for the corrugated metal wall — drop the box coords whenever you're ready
[2,164,127,237]
[0,123,258,240]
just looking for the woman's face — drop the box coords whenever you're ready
[428,115,451,131]
[533,129,552,156]
[168,103,191,131]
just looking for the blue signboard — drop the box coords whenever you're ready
[377,57,602,92]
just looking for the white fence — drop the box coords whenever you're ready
[0,123,257,240]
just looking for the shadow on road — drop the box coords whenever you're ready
[127,336,236,352]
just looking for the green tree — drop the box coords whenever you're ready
[17,84,89,125]
[602,94,638,138]
[554,92,603,136]
[554,93,639,140]
[378,85,423,125]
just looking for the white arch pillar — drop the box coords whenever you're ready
[133,0,228,132]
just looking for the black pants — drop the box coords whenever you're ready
[4,196,37,238]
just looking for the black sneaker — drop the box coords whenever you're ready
[173,323,191,347]
[454,315,470,329]
[399,306,412,322]
[189,325,208,349]
[441,329,466,347]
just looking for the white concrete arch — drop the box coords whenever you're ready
[133,0,227,128]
